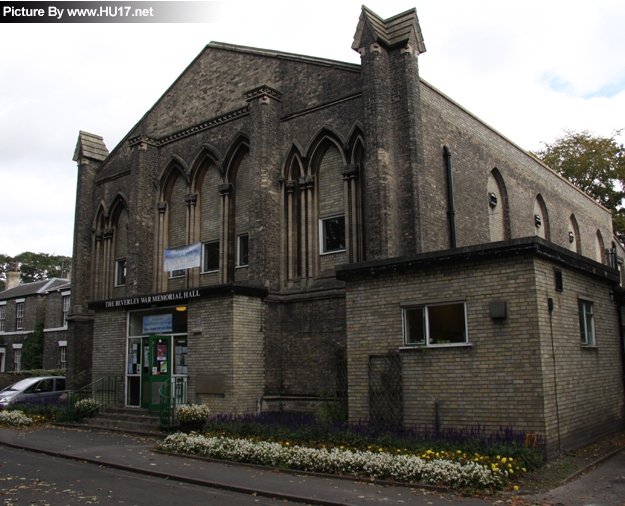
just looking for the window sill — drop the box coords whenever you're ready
[581,345,598,350]
[400,343,472,351]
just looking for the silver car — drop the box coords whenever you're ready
[0,376,66,409]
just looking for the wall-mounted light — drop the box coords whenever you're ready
[534,215,542,228]
[488,192,498,209]
[569,231,575,243]
[176,306,187,312]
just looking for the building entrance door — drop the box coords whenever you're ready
[140,335,171,411]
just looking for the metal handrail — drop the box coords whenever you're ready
[66,376,122,423]
[158,376,188,431]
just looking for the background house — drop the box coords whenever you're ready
[0,270,70,375]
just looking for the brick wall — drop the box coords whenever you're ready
[420,82,613,254]
[264,294,346,399]
[343,247,624,457]
[92,309,127,380]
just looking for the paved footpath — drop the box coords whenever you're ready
[0,426,491,505]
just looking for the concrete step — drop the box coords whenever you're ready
[82,417,160,433]
[81,406,163,433]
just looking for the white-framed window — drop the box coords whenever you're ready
[12,345,22,372]
[62,295,71,327]
[319,215,346,254]
[237,234,249,267]
[0,304,5,332]
[60,346,67,369]
[579,300,595,346]
[202,240,220,273]
[115,259,127,286]
[16,302,24,330]
[403,302,468,347]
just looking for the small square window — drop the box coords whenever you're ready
[320,215,346,254]
[403,302,467,347]
[115,259,127,286]
[203,241,220,272]
[579,300,595,346]
[237,234,249,267]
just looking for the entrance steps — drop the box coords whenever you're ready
[81,405,163,434]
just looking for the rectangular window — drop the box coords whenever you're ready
[403,302,468,346]
[554,269,563,292]
[115,259,127,286]
[170,269,185,278]
[202,241,220,273]
[579,300,595,345]
[237,234,249,267]
[0,305,5,332]
[62,295,71,327]
[319,215,346,254]
[16,303,24,330]
[174,337,187,375]
[13,349,21,371]
[60,346,67,370]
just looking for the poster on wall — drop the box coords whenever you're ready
[164,243,201,272]
[157,345,167,361]
[143,314,173,334]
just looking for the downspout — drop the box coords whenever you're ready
[443,146,457,248]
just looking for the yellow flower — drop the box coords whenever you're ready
[513,485,519,490]
[509,469,514,474]
[501,457,507,464]
[522,468,526,472]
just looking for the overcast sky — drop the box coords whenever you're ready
[1,0,623,257]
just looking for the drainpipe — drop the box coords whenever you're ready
[443,146,457,248]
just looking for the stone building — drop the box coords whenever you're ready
[0,275,71,372]
[68,6,623,456]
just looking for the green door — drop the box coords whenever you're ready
[140,335,171,411]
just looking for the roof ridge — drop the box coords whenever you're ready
[352,5,426,54]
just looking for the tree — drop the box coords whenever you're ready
[0,254,10,290]
[22,322,45,370]
[533,129,625,242]
[0,252,71,289]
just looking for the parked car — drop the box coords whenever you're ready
[0,376,66,409]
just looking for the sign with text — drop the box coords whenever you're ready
[164,243,201,272]
[143,314,173,334]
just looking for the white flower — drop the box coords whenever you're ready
[0,410,33,427]
[155,434,507,490]
[74,398,99,412]
[176,404,211,423]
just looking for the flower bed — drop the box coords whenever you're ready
[156,432,511,491]
[0,410,33,428]
[176,404,211,423]
[74,397,99,413]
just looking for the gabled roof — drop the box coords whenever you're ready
[0,278,71,301]
[73,131,109,162]
[352,5,426,53]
